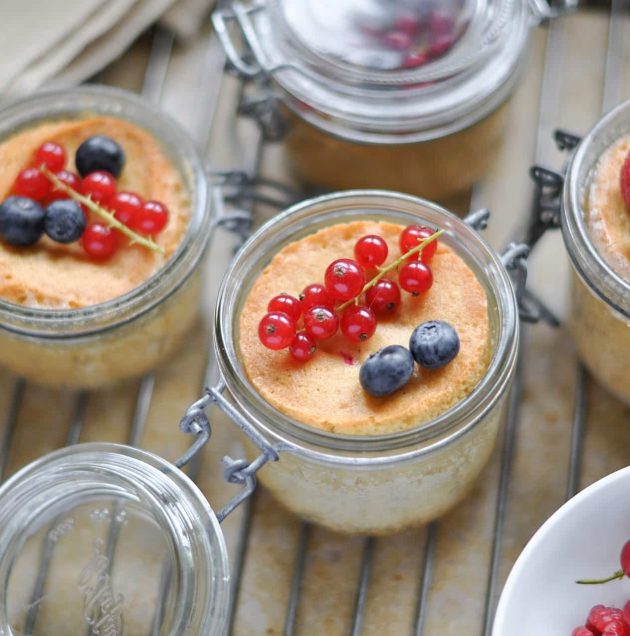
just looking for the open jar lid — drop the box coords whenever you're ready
[229,0,536,141]
[0,444,230,636]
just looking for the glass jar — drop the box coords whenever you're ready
[214,190,520,534]
[0,87,212,389]
[0,443,230,636]
[214,0,575,201]
[561,100,630,403]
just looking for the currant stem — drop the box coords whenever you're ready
[40,166,164,254]
[337,229,445,313]
[576,570,625,585]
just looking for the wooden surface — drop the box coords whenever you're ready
[1,6,630,635]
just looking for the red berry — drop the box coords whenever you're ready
[403,51,429,68]
[324,259,365,302]
[109,191,142,226]
[620,540,630,576]
[394,14,422,36]
[289,332,316,362]
[81,223,118,260]
[341,305,377,343]
[365,279,401,315]
[573,628,596,636]
[46,170,82,203]
[258,312,295,350]
[354,235,388,268]
[382,30,413,50]
[82,171,116,205]
[399,261,433,296]
[605,622,626,635]
[268,294,302,322]
[399,225,438,261]
[304,306,339,340]
[621,151,630,210]
[589,606,624,632]
[427,34,457,59]
[13,168,50,201]
[299,284,333,312]
[34,141,66,172]
[623,600,630,627]
[132,200,169,236]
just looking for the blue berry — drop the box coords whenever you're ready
[359,345,414,397]
[409,320,460,369]
[44,200,86,243]
[75,135,125,178]
[0,196,45,246]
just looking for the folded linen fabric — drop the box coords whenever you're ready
[0,0,214,97]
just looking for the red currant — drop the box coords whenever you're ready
[324,259,365,302]
[132,200,169,236]
[289,332,316,362]
[82,171,116,205]
[268,293,302,322]
[81,223,118,260]
[394,14,422,36]
[341,306,377,343]
[299,284,333,312]
[13,168,50,201]
[399,261,433,296]
[304,306,339,340]
[621,151,630,210]
[365,279,401,315]
[354,235,388,268]
[623,600,630,627]
[382,30,413,50]
[109,191,142,226]
[34,141,66,172]
[427,34,456,59]
[403,51,429,68]
[620,540,630,577]
[399,225,438,261]
[258,312,296,350]
[46,170,82,203]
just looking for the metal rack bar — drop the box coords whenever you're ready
[283,522,310,636]
[350,538,375,636]
[413,522,438,635]
[0,379,24,481]
[567,365,588,499]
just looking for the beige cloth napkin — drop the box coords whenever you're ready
[0,0,214,96]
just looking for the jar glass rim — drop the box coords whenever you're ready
[0,86,212,338]
[238,0,532,139]
[215,189,519,462]
[0,442,230,636]
[562,98,630,319]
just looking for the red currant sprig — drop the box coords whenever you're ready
[257,226,443,360]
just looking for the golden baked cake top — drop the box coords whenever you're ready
[586,133,630,281]
[0,116,190,309]
[239,220,491,436]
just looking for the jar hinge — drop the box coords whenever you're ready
[177,381,286,523]
[528,0,578,22]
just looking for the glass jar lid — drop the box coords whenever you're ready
[240,0,534,140]
[0,444,230,636]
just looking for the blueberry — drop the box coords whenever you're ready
[0,196,45,246]
[44,200,86,243]
[409,320,460,369]
[359,345,415,398]
[75,135,125,178]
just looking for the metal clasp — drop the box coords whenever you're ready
[528,0,578,21]
[212,2,266,78]
[176,381,285,523]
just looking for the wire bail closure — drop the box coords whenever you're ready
[176,380,286,523]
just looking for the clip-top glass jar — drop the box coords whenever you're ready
[561,100,630,403]
[213,0,575,201]
[213,190,521,534]
[0,444,230,636]
[0,87,212,389]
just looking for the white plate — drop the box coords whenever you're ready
[493,467,630,635]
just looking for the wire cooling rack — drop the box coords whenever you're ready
[1,3,630,635]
